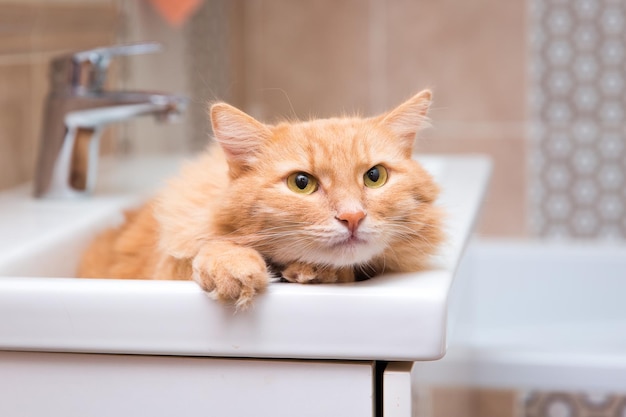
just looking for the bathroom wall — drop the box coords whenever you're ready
[0,0,118,191]
[3,0,623,240]
[226,0,626,240]
[529,0,626,239]
[231,0,528,237]
[0,0,529,237]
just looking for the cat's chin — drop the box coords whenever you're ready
[295,239,383,268]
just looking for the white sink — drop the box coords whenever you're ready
[0,154,490,361]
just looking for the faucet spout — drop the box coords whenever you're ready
[33,43,188,198]
[63,92,188,128]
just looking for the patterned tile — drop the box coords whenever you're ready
[523,391,626,417]
[530,0,626,238]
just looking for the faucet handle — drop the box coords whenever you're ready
[71,42,162,63]
[51,42,162,92]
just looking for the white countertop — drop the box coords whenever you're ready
[0,154,490,361]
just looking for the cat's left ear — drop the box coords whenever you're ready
[378,89,432,152]
[210,102,272,170]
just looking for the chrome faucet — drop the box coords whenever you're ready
[34,42,188,198]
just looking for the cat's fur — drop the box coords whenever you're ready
[78,90,444,308]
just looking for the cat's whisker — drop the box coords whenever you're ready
[382,230,438,255]
[386,231,437,251]
[389,230,438,254]
[356,259,379,279]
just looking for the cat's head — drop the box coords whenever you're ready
[210,90,441,269]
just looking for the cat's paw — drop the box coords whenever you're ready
[281,263,355,284]
[192,244,269,309]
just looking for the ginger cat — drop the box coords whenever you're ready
[78,90,444,308]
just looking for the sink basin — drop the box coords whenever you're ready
[0,154,490,361]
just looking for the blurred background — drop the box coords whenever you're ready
[0,1,624,416]
[3,0,624,241]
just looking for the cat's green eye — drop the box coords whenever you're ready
[364,165,388,188]
[287,172,318,194]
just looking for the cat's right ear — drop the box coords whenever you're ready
[377,89,432,154]
[210,103,272,169]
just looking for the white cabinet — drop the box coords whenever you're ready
[0,351,375,417]
[383,362,414,417]
[0,351,426,416]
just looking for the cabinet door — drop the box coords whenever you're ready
[383,362,413,417]
[0,351,374,417]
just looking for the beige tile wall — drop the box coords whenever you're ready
[240,0,372,121]
[0,62,35,190]
[430,387,477,417]
[1,0,529,236]
[236,0,528,236]
[425,387,518,417]
[0,2,118,191]
[383,0,528,236]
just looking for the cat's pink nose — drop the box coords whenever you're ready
[336,211,366,234]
